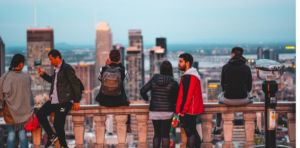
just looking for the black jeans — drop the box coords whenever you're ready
[180,114,201,148]
[152,119,172,148]
[36,100,73,147]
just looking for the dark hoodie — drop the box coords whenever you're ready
[140,74,179,112]
[221,55,252,99]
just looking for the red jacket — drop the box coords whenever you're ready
[176,67,205,115]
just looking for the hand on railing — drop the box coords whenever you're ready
[72,103,80,111]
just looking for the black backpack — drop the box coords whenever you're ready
[63,64,85,99]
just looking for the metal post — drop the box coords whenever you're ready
[262,80,278,148]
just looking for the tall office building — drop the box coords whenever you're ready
[156,37,167,56]
[72,62,95,105]
[274,52,279,62]
[126,46,142,100]
[96,22,112,85]
[129,30,144,86]
[149,46,166,77]
[269,49,274,60]
[257,47,263,60]
[113,43,125,65]
[27,28,54,101]
[206,79,222,102]
[0,36,5,76]
[263,48,270,59]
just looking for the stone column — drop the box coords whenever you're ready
[54,140,60,148]
[180,126,187,148]
[222,113,234,148]
[136,114,149,148]
[243,113,256,148]
[256,112,262,133]
[115,115,128,148]
[94,115,107,148]
[32,127,42,148]
[287,113,295,148]
[72,115,86,148]
[200,114,213,148]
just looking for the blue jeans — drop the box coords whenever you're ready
[6,124,28,148]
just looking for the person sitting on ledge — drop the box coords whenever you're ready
[218,47,253,106]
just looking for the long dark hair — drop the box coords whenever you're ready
[9,54,25,71]
[160,61,174,77]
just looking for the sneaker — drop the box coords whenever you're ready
[127,125,132,133]
[45,134,58,148]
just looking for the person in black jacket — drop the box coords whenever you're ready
[140,61,179,148]
[37,49,81,148]
[219,47,253,106]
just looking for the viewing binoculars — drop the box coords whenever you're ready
[256,59,285,81]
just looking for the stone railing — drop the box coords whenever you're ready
[0,102,296,148]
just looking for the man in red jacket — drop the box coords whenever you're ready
[176,53,204,148]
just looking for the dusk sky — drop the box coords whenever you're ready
[0,0,296,47]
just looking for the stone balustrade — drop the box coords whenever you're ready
[0,102,296,148]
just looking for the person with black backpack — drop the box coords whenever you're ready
[36,49,82,148]
[96,49,131,131]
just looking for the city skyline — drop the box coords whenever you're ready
[0,0,296,47]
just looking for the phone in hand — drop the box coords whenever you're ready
[34,60,42,66]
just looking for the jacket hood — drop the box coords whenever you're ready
[228,55,246,65]
[182,67,201,80]
[153,74,174,86]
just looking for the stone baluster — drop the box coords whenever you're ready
[136,114,149,148]
[256,112,262,133]
[94,115,107,148]
[243,113,256,148]
[222,113,234,148]
[287,113,296,148]
[115,115,128,148]
[180,126,187,148]
[72,116,86,148]
[32,127,42,148]
[200,113,213,148]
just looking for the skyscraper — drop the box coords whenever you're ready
[129,30,144,86]
[149,46,166,77]
[257,47,263,60]
[269,49,274,60]
[126,46,142,101]
[113,43,125,65]
[27,28,54,100]
[263,48,270,59]
[72,62,95,105]
[156,37,167,55]
[0,36,5,76]
[96,22,112,85]
[274,52,279,62]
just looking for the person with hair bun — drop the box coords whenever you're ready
[0,54,34,148]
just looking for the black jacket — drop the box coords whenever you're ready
[41,60,81,103]
[221,55,252,99]
[95,63,129,107]
[140,74,179,112]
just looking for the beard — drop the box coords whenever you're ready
[179,65,186,71]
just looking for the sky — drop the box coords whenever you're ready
[0,0,296,47]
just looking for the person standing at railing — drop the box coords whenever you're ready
[0,54,34,148]
[176,53,204,148]
[36,49,81,148]
[95,49,132,132]
[140,61,179,148]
